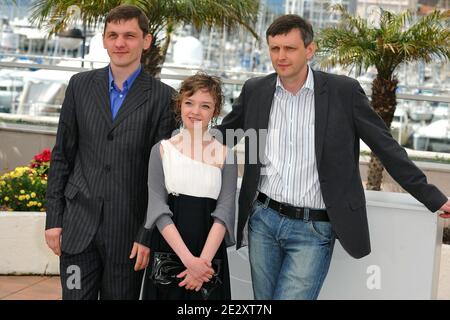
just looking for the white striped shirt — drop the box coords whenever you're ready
[258,66,326,209]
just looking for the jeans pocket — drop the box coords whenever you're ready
[308,221,333,242]
[248,200,264,229]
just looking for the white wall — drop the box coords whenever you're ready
[0,212,59,275]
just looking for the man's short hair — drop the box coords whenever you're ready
[266,14,314,47]
[103,5,149,36]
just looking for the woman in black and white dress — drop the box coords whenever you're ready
[142,73,237,300]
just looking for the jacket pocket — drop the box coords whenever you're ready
[64,183,80,200]
[349,197,366,210]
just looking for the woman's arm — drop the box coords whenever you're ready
[201,148,238,262]
[200,222,227,262]
[136,143,172,245]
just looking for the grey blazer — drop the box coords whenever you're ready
[217,70,447,259]
[45,66,177,263]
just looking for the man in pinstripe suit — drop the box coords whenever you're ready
[217,14,450,299]
[44,5,177,299]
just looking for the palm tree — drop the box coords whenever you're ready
[316,5,450,191]
[30,0,259,75]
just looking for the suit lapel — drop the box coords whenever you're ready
[92,67,113,127]
[258,74,277,130]
[313,70,329,167]
[112,70,151,129]
[257,74,277,167]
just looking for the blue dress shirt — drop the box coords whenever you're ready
[108,65,142,120]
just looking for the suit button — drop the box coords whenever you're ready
[104,165,111,172]
[107,133,113,141]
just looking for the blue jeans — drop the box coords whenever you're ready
[248,200,336,300]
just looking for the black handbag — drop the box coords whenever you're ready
[150,251,223,300]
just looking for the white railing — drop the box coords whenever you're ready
[1,60,449,157]
[1,60,449,102]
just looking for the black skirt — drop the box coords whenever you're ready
[142,193,231,300]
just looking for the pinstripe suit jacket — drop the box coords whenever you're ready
[45,66,177,263]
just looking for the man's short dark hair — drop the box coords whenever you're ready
[103,5,149,36]
[266,14,314,47]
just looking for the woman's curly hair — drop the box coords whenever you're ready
[173,72,224,124]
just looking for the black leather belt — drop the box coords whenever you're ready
[257,193,329,221]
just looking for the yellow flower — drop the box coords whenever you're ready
[0,181,5,186]
[31,192,36,198]
[4,196,9,201]
[41,180,47,185]
[20,190,25,194]
[25,195,30,200]
[37,203,42,207]
[12,167,28,178]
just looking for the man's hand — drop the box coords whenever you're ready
[45,228,62,256]
[439,200,450,219]
[129,242,150,271]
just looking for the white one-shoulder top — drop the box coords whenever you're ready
[160,140,222,200]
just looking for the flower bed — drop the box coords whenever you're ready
[0,149,49,211]
[0,149,58,275]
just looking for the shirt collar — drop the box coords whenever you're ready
[108,64,142,92]
[276,65,314,95]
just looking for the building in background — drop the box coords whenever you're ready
[0,0,33,20]
[417,0,450,14]
[356,0,415,17]
[285,0,357,28]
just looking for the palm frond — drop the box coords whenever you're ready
[316,7,450,80]
[29,0,260,45]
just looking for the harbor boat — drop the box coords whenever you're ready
[413,119,450,153]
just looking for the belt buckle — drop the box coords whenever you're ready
[295,207,303,219]
[278,203,284,214]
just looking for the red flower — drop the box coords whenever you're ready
[34,149,51,163]
[41,149,51,162]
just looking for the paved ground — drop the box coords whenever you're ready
[1,245,449,300]
[0,276,61,300]
[438,244,450,300]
